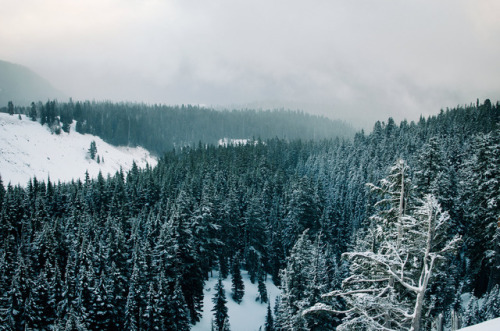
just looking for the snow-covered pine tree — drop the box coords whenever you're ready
[484,285,500,320]
[276,231,312,330]
[166,280,191,331]
[212,274,230,331]
[282,230,341,330]
[458,129,500,295]
[462,295,481,327]
[243,193,268,284]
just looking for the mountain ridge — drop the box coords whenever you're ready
[0,59,66,107]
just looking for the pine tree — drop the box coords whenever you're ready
[257,273,268,304]
[276,230,316,330]
[231,252,245,304]
[462,295,481,327]
[88,141,97,160]
[219,255,229,279]
[265,302,274,331]
[29,102,37,121]
[485,285,500,320]
[165,280,191,330]
[7,101,14,115]
[212,275,230,331]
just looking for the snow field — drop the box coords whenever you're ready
[192,270,281,331]
[458,317,500,330]
[0,112,157,186]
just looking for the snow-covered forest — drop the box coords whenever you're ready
[0,100,498,330]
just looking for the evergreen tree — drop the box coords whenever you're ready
[265,302,274,331]
[484,285,500,320]
[231,252,245,304]
[165,280,191,331]
[462,295,481,327]
[7,101,14,115]
[257,272,268,304]
[88,141,97,160]
[212,275,230,331]
[29,102,37,121]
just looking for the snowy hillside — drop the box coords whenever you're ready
[0,112,157,186]
[459,317,500,330]
[192,270,280,331]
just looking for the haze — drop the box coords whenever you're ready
[1,0,499,128]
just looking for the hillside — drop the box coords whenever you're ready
[0,112,156,186]
[0,60,65,107]
[8,100,356,155]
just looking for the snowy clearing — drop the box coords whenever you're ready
[0,112,157,186]
[192,270,280,331]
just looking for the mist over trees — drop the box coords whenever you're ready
[0,100,498,329]
[2,99,354,155]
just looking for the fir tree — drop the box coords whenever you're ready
[265,302,274,331]
[257,273,268,304]
[212,275,230,331]
[231,252,245,304]
[29,102,37,121]
[462,295,481,327]
[7,101,14,115]
[88,141,97,160]
[165,280,191,331]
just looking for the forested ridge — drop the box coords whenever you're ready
[0,100,498,330]
[1,100,354,155]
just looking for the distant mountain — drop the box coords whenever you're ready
[0,59,65,107]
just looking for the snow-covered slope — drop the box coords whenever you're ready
[192,270,280,331]
[459,317,500,330]
[0,112,157,186]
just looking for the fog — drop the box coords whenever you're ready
[1,0,499,128]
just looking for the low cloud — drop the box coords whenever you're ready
[1,0,498,128]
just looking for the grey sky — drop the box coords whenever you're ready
[1,0,499,128]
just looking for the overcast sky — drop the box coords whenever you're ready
[1,0,499,128]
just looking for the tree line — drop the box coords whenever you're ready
[1,100,354,155]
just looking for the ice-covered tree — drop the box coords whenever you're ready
[306,161,460,331]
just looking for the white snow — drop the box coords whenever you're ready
[192,270,281,331]
[218,138,253,147]
[0,112,157,186]
[459,317,500,330]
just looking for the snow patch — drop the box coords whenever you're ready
[192,270,281,331]
[218,138,253,147]
[458,317,500,330]
[0,112,157,186]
